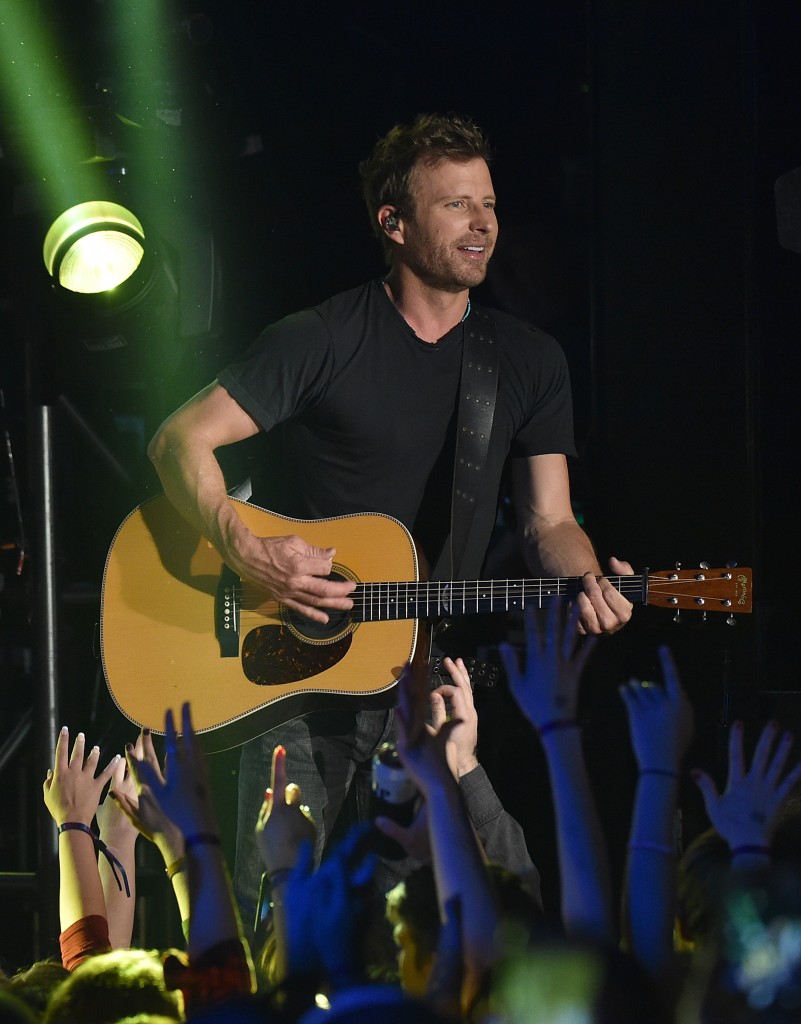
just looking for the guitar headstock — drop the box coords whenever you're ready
[645,566,752,614]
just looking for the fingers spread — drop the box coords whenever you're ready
[108,755,127,791]
[69,731,86,768]
[84,743,101,773]
[54,726,70,771]
[691,769,719,811]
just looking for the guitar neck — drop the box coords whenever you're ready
[349,565,752,619]
[351,575,644,621]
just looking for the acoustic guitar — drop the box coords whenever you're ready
[100,495,753,751]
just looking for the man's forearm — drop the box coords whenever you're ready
[521,518,602,579]
[148,427,249,560]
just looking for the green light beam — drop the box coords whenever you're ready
[0,1,94,217]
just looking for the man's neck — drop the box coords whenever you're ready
[382,270,469,344]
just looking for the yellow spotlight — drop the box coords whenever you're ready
[43,201,145,294]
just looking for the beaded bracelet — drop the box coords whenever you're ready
[537,718,579,738]
[58,822,131,897]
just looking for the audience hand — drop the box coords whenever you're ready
[293,823,374,990]
[43,727,121,827]
[276,823,374,987]
[95,740,141,848]
[255,744,316,874]
[500,599,597,730]
[431,657,479,778]
[375,801,432,863]
[125,703,216,839]
[111,728,185,863]
[692,720,801,849]
[619,645,694,773]
[395,658,461,798]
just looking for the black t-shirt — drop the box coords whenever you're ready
[217,279,576,576]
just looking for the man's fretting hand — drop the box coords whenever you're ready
[576,555,634,635]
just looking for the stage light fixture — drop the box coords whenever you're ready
[42,201,146,295]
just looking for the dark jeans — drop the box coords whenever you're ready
[233,705,411,941]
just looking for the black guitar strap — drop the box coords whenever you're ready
[433,307,499,580]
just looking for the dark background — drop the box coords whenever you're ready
[1,0,799,970]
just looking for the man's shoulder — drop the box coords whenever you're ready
[313,279,383,323]
[250,279,379,344]
[471,303,563,360]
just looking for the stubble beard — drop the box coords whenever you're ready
[405,234,493,292]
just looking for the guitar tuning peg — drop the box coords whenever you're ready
[702,611,708,623]
[699,561,709,569]
[675,561,682,570]
[673,609,682,624]
[726,561,738,568]
[727,614,737,627]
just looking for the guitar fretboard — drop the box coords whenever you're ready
[350,575,645,621]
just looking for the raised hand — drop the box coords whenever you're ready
[692,721,801,850]
[619,645,694,773]
[621,646,693,977]
[255,744,316,874]
[395,659,461,798]
[43,727,121,827]
[501,599,613,941]
[126,702,246,963]
[499,599,598,730]
[396,660,500,1002]
[375,801,432,863]
[110,728,185,863]
[292,823,375,990]
[431,657,479,778]
[125,703,216,839]
[96,735,143,847]
[43,727,124,932]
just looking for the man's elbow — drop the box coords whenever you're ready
[147,420,178,469]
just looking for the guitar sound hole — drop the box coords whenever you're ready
[285,571,356,642]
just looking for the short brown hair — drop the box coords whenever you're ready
[359,113,492,260]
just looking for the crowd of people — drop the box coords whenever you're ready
[2,599,801,1023]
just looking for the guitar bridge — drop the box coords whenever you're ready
[215,565,240,657]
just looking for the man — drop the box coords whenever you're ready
[148,113,632,924]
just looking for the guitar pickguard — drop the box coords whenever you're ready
[242,624,353,686]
